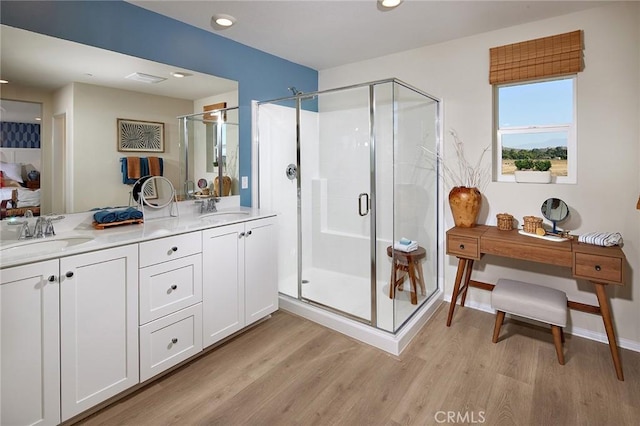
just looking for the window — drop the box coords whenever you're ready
[494,76,576,183]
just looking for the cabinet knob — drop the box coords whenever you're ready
[48,275,56,282]
[239,232,245,238]
[171,246,178,252]
[595,265,602,272]
[171,284,178,290]
[246,230,252,236]
[65,271,74,278]
[459,244,465,250]
[171,338,178,344]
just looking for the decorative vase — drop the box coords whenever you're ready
[448,186,482,228]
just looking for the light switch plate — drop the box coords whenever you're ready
[241,176,248,189]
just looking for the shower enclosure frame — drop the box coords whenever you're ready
[257,78,443,334]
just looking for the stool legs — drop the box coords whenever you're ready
[492,311,505,343]
[551,326,565,365]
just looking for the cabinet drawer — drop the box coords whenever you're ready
[139,232,202,267]
[574,253,623,284]
[139,254,203,324]
[447,234,480,259]
[139,304,202,382]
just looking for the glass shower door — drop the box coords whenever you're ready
[299,86,373,322]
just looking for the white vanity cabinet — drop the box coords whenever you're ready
[59,244,139,421]
[202,216,278,348]
[1,260,60,426]
[138,232,203,382]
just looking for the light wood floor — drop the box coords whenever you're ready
[77,304,640,426]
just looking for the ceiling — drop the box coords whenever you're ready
[128,0,615,70]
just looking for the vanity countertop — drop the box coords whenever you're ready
[0,200,276,269]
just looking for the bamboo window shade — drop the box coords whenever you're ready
[489,30,584,85]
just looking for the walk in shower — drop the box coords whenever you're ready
[257,79,442,342]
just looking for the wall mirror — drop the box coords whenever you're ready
[541,197,569,233]
[0,24,238,214]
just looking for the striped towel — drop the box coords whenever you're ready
[578,232,623,247]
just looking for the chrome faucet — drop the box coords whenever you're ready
[16,216,55,240]
[195,197,219,214]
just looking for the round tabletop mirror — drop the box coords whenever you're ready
[133,176,176,209]
[540,198,569,233]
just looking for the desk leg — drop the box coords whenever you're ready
[446,258,468,327]
[594,283,624,381]
[460,260,474,307]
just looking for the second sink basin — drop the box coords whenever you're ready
[0,236,95,257]
[199,210,251,220]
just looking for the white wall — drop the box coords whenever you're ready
[72,83,193,212]
[320,3,640,347]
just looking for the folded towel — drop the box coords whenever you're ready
[93,210,117,224]
[394,241,418,252]
[578,232,623,247]
[148,156,163,176]
[128,207,143,220]
[115,207,143,221]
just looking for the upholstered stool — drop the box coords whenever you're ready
[387,245,426,305]
[491,278,568,365]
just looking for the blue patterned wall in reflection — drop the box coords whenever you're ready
[0,122,41,148]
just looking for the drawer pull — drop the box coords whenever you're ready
[171,284,178,290]
[459,244,465,250]
[595,265,602,272]
[65,271,74,278]
[171,246,178,252]
[48,275,56,282]
[171,338,178,344]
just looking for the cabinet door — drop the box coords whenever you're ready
[245,217,278,326]
[60,245,139,421]
[1,260,60,426]
[202,223,245,347]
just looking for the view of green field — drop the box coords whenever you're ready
[502,159,568,176]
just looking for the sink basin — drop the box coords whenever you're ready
[199,210,251,220]
[0,236,94,257]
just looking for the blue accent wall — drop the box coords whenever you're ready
[0,122,41,148]
[1,0,319,205]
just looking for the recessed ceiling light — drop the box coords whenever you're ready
[170,72,192,78]
[211,14,236,30]
[125,72,167,84]
[378,0,403,10]
[35,117,41,121]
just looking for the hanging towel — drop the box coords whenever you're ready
[148,156,163,176]
[578,232,623,247]
[127,156,141,180]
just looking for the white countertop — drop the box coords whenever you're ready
[0,199,276,269]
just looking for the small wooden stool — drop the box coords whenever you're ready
[491,278,568,365]
[387,245,426,305]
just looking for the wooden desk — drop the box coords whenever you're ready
[446,225,626,381]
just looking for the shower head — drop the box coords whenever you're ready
[288,86,302,95]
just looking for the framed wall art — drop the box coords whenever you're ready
[117,119,164,152]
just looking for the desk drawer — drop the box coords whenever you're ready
[447,234,480,259]
[574,253,622,284]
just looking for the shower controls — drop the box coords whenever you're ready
[358,193,370,216]
[285,164,297,180]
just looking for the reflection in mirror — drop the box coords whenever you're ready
[0,25,238,214]
[179,107,240,199]
[541,197,569,233]
[135,176,178,219]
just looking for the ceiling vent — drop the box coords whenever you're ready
[125,72,166,84]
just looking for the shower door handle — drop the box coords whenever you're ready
[358,193,370,217]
